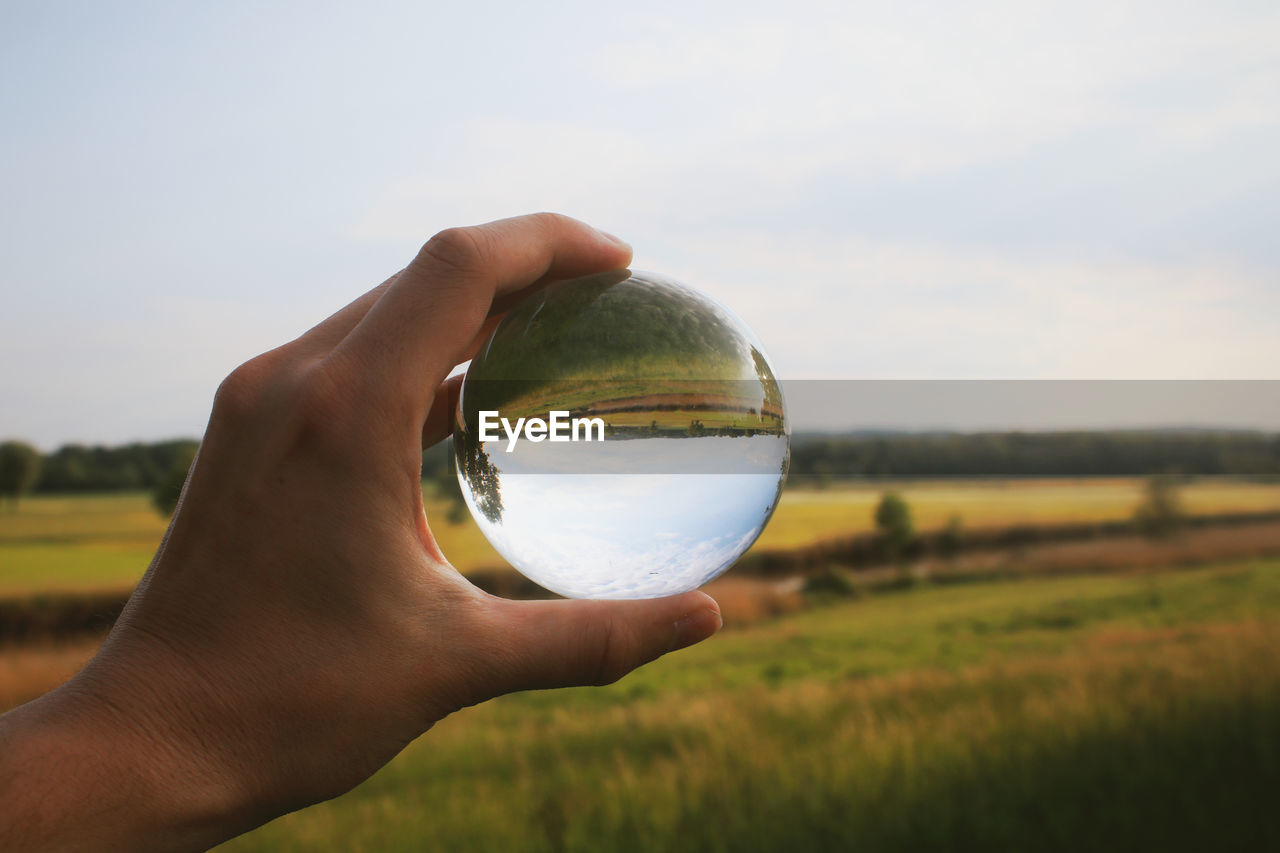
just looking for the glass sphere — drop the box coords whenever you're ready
[454,269,789,599]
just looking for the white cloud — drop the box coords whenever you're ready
[654,231,1280,380]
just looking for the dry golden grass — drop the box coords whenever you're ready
[221,566,1280,852]
[6,480,1280,595]
[700,577,805,628]
[757,477,1280,549]
[0,634,104,711]
[932,521,1280,578]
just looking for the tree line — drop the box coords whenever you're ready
[1,439,200,505]
[790,430,1280,479]
[4,429,1279,508]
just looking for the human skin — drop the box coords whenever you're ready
[0,213,723,851]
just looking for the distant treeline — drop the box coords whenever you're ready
[13,429,1280,494]
[790,430,1280,478]
[28,440,201,493]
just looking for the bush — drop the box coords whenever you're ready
[802,567,859,600]
[1134,474,1184,539]
[874,491,915,563]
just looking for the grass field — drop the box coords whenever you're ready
[3,479,1279,595]
[3,489,1278,849]
[757,477,1280,549]
[205,560,1280,852]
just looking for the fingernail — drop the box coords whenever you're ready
[671,606,722,652]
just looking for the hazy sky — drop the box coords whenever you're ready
[3,0,1278,447]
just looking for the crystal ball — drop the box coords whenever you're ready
[454,269,789,599]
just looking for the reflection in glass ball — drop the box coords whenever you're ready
[454,270,789,599]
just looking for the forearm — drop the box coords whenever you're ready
[0,676,248,852]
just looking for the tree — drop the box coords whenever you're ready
[874,491,915,563]
[1134,473,1183,539]
[0,440,42,510]
[151,445,199,517]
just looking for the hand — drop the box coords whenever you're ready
[0,213,722,851]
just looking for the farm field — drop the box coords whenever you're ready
[3,559,1277,849]
[2,485,1278,850]
[3,478,1280,596]
[206,560,1280,852]
[757,476,1280,549]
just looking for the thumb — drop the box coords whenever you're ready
[472,591,722,695]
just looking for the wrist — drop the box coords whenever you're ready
[0,653,258,852]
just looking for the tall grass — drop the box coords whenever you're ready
[220,562,1280,852]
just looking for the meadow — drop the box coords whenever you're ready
[4,477,1280,595]
[2,482,1279,850]
[212,561,1280,852]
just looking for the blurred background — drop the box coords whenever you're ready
[2,1,1278,850]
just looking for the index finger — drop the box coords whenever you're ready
[332,213,631,415]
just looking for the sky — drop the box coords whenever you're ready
[2,0,1278,448]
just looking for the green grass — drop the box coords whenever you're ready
[218,560,1280,852]
[0,493,166,594]
[0,544,155,594]
[0,492,168,546]
[0,492,503,596]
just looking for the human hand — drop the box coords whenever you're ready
[0,213,722,851]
